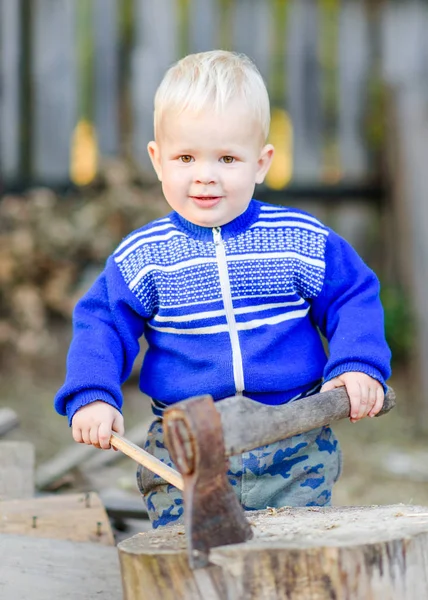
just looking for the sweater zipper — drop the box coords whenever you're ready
[212,226,245,394]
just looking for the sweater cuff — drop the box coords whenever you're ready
[65,389,122,426]
[324,362,387,392]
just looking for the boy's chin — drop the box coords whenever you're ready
[187,207,249,229]
[184,209,227,229]
[191,218,223,228]
[191,215,230,228]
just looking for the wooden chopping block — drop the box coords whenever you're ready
[118,504,428,600]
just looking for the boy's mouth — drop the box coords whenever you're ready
[190,196,223,208]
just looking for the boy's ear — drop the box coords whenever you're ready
[255,144,275,184]
[147,141,162,181]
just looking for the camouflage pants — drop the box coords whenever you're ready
[137,418,342,529]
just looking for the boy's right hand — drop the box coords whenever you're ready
[71,401,124,449]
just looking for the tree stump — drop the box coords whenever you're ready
[118,504,428,600]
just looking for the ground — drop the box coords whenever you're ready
[1,334,427,513]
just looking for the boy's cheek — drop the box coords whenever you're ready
[161,179,186,206]
[162,174,183,194]
[162,166,185,186]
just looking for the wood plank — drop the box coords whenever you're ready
[381,0,428,85]
[0,491,115,545]
[333,202,375,259]
[131,0,178,173]
[93,0,120,157]
[188,0,219,53]
[338,0,370,179]
[231,0,271,81]
[0,0,21,182]
[386,84,428,424]
[380,0,428,281]
[380,2,428,422]
[0,534,122,600]
[0,408,19,437]
[286,0,322,182]
[0,442,34,500]
[335,1,373,257]
[383,91,415,295]
[31,0,77,184]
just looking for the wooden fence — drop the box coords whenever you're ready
[0,0,428,190]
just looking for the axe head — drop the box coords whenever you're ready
[164,395,253,569]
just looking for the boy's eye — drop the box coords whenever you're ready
[221,156,235,164]
[179,155,193,163]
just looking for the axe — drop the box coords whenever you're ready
[111,386,395,569]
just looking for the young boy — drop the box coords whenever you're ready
[55,50,391,528]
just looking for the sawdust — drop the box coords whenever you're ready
[123,525,188,553]
[246,504,428,548]
[120,504,428,554]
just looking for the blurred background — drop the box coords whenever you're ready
[1,0,428,510]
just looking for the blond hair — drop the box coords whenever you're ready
[153,50,270,141]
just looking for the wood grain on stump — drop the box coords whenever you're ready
[118,504,428,600]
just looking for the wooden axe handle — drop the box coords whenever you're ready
[216,386,396,457]
[110,387,395,490]
[110,432,184,491]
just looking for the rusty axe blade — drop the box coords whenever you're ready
[164,396,253,569]
[163,386,395,568]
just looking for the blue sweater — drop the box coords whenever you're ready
[55,199,391,424]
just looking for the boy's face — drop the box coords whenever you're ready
[148,102,274,228]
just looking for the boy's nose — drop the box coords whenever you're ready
[195,176,216,185]
[194,163,217,184]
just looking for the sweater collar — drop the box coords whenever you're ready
[169,199,260,241]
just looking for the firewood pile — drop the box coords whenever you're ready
[0,164,168,359]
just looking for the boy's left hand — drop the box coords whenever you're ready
[320,372,384,423]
